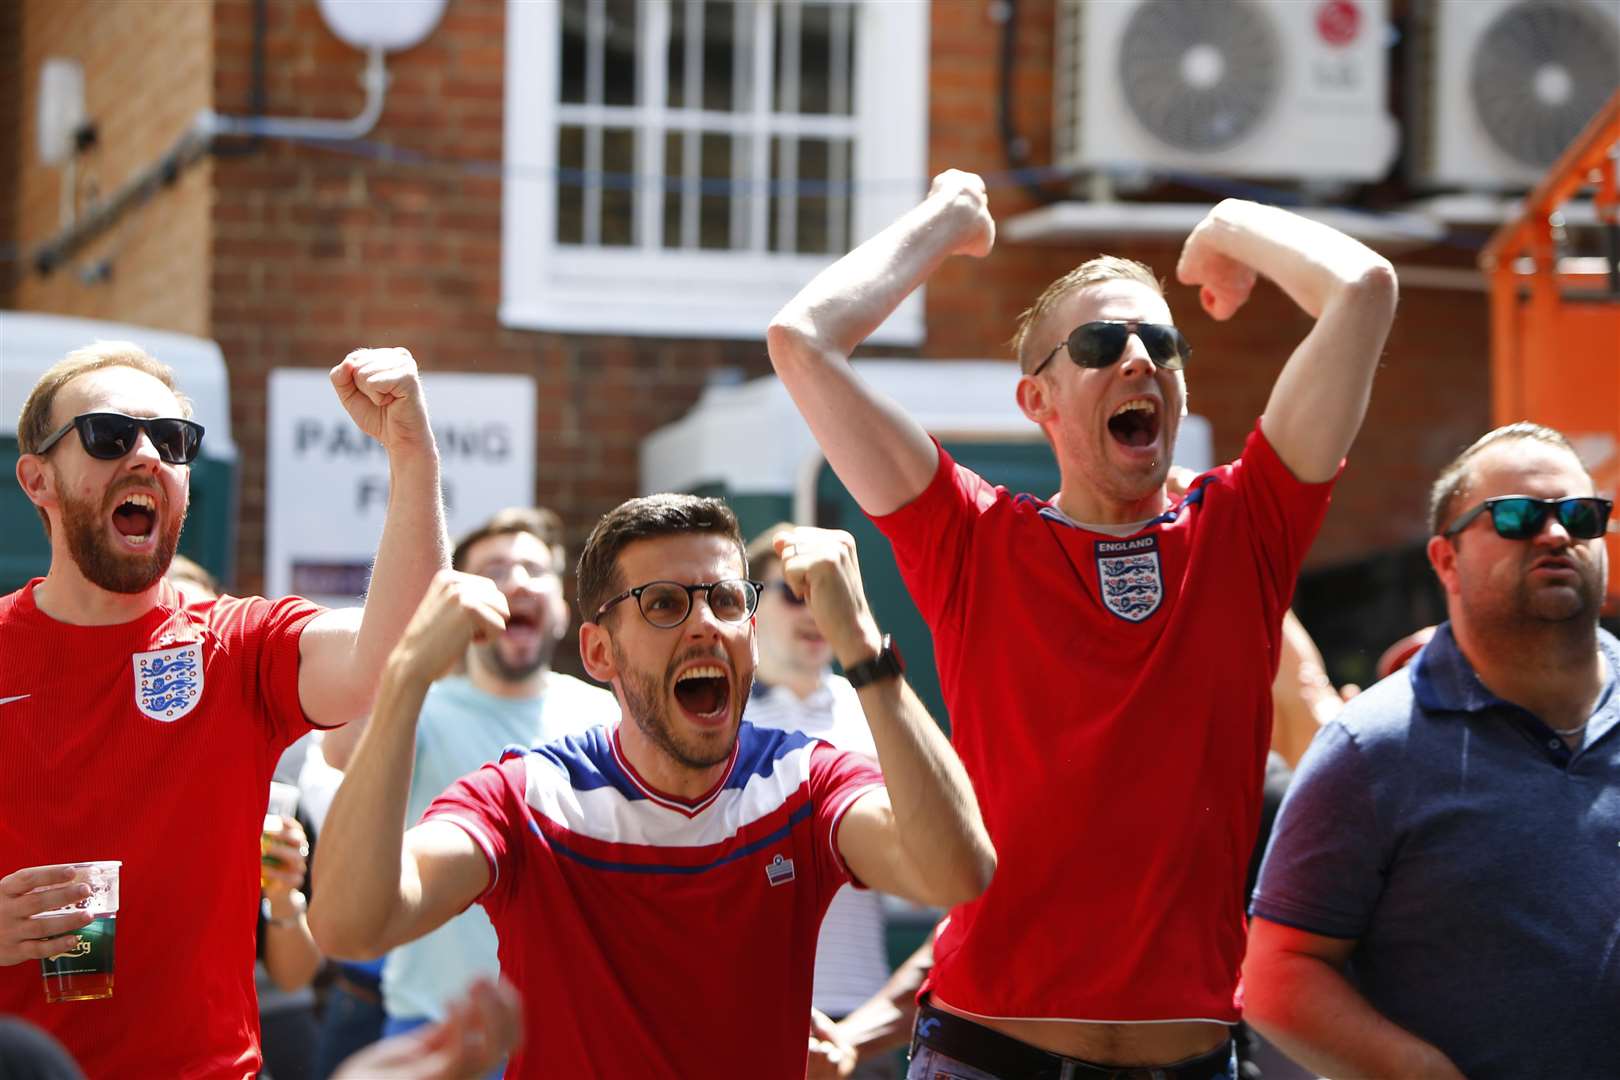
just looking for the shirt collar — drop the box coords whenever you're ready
[1412,621,1620,722]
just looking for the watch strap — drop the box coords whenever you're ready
[844,633,904,688]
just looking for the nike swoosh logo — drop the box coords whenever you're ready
[0,695,31,706]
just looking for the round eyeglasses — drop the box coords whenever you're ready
[595,578,763,629]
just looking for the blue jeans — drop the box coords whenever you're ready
[907,1045,1238,1080]
[313,982,384,1080]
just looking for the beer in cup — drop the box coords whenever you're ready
[263,782,300,887]
[29,860,121,1003]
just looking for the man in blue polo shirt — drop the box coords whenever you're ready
[1243,422,1619,1079]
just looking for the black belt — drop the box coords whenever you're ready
[330,969,382,1006]
[911,1003,1233,1080]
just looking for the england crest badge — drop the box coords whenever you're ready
[1094,536,1164,623]
[133,643,203,722]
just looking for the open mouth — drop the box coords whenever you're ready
[111,491,158,545]
[1107,399,1160,449]
[673,663,731,722]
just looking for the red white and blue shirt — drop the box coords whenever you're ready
[871,424,1335,1024]
[424,720,884,1077]
[0,578,324,1079]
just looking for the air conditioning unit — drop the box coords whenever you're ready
[1055,0,1397,182]
[1412,0,1620,190]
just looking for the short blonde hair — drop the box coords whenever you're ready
[1011,257,1164,373]
[17,341,192,533]
[17,341,191,454]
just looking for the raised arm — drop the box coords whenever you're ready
[1176,200,1398,483]
[305,348,451,755]
[766,171,995,515]
[307,572,506,960]
[1243,917,1465,1079]
[774,527,994,906]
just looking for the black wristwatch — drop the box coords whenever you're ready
[844,633,905,688]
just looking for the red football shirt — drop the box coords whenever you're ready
[872,424,1335,1023]
[0,578,323,1079]
[425,723,883,1077]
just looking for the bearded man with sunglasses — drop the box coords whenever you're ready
[766,170,1398,1077]
[1244,422,1619,1079]
[0,341,448,1077]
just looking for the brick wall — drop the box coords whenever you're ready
[9,0,212,335]
[209,0,772,600]
[0,2,21,303]
[922,0,1493,569]
[5,0,1494,600]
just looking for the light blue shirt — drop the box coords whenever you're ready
[382,673,619,1021]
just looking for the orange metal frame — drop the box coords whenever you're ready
[1481,91,1620,611]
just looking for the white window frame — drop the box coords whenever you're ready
[501,0,929,343]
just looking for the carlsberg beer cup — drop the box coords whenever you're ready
[32,861,121,1003]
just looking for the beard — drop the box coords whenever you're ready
[612,640,741,771]
[1518,556,1607,624]
[472,633,555,684]
[1462,547,1608,631]
[58,482,183,595]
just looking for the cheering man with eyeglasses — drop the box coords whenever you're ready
[0,341,448,1077]
[765,170,1398,1077]
[1244,422,1619,1079]
[310,496,994,1077]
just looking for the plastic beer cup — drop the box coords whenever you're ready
[263,782,299,887]
[30,861,121,1003]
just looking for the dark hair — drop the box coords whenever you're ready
[1428,422,1584,536]
[576,494,745,623]
[452,507,566,572]
[744,521,798,578]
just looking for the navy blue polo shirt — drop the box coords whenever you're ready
[1251,623,1620,1079]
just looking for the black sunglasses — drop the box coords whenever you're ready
[1443,495,1613,541]
[595,578,763,629]
[35,412,205,466]
[1032,321,1191,377]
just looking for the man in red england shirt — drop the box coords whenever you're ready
[0,341,448,1078]
[766,171,1397,1076]
[309,502,996,1077]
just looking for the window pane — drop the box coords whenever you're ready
[796,137,830,254]
[699,132,733,249]
[667,0,689,109]
[770,137,850,254]
[558,125,585,245]
[775,3,852,116]
[604,0,638,106]
[702,1,736,112]
[663,132,684,248]
[561,0,587,104]
[601,127,637,247]
[799,5,832,114]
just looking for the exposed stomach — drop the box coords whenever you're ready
[932,995,1228,1066]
